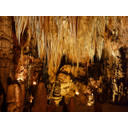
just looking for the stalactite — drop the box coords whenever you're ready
[14,16,127,79]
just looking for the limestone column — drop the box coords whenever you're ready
[0,16,14,93]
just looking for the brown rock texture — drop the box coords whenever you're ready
[0,16,14,93]
[6,84,20,112]
[31,82,47,112]
[94,102,102,112]
[69,97,75,112]
[47,100,56,112]
[20,84,26,112]
[50,100,56,112]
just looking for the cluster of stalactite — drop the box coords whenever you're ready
[13,16,128,105]
[14,16,127,80]
[1,16,128,112]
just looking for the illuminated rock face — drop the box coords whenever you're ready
[0,16,14,93]
[52,64,88,105]
[6,84,20,112]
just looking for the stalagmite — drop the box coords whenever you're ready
[69,97,75,112]
[31,82,47,112]
[20,84,26,112]
[6,84,20,112]
[47,100,56,112]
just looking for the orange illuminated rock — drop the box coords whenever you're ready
[51,100,56,112]
[47,100,56,112]
[6,84,20,112]
[69,97,74,112]
[20,84,26,112]
[31,82,47,112]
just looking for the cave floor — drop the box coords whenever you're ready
[74,103,128,112]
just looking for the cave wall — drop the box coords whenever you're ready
[0,16,14,93]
